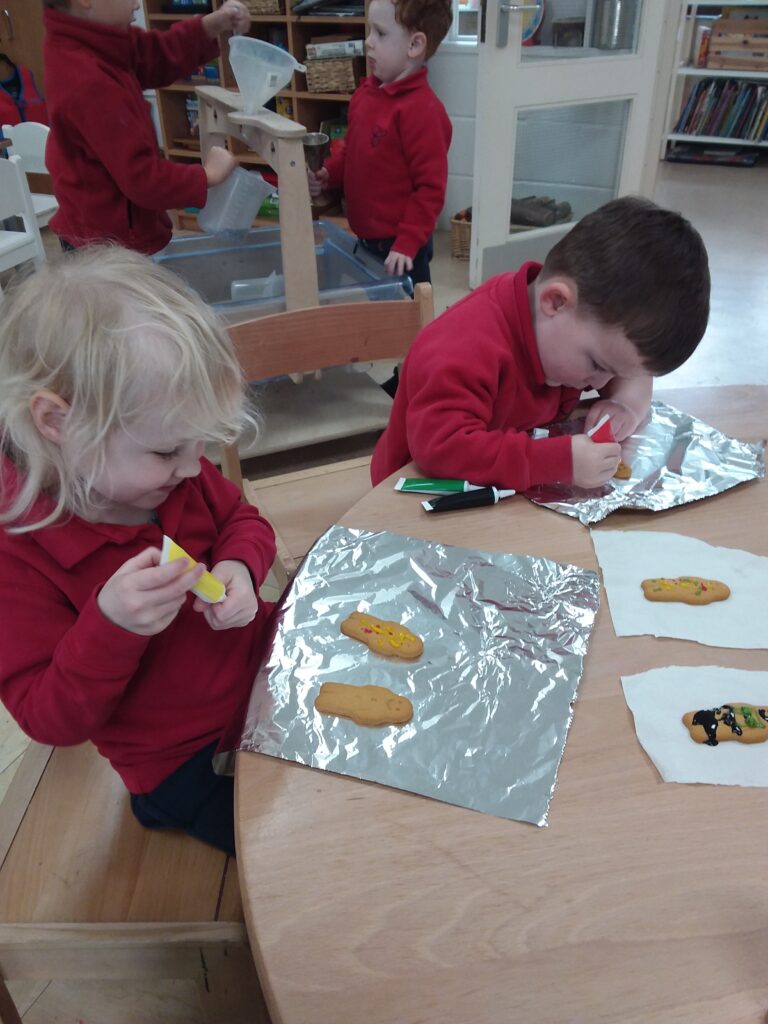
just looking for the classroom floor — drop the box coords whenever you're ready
[2,158,768,1022]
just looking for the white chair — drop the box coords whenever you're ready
[1,122,59,228]
[0,154,46,295]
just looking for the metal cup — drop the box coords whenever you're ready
[303,131,331,172]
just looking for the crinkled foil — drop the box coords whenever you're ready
[526,400,765,525]
[240,526,600,826]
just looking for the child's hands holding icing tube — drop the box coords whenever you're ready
[203,0,251,38]
[571,434,621,489]
[98,547,205,637]
[192,560,258,630]
[584,399,637,442]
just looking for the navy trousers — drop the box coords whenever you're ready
[130,741,235,856]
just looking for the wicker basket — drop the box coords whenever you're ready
[450,216,471,260]
[246,0,283,13]
[305,57,364,94]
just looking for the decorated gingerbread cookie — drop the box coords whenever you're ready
[683,703,768,746]
[314,682,413,727]
[340,611,424,660]
[641,576,730,605]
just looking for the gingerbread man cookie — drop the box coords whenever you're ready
[641,576,730,605]
[314,682,413,727]
[683,703,768,746]
[340,611,423,660]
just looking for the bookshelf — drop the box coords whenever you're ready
[663,2,768,165]
[141,0,368,226]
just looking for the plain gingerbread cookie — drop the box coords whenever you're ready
[314,682,413,727]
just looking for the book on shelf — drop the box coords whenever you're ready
[675,76,768,140]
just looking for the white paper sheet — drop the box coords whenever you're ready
[591,530,768,648]
[622,666,768,786]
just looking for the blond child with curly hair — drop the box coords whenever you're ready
[0,247,276,855]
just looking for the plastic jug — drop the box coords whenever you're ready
[197,167,274,236]
[228,36,305,114]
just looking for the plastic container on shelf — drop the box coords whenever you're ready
[154,220,412,324]
[196,167,273,236]
[228,35,305,114]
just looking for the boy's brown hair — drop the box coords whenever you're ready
[42,1,70,8]
[540,196,710,375]
[395,0,453,59]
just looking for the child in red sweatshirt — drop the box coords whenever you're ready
[371,197,711,491]
[0,248,276,856]
[309,0,452,285]
[42,0,250,254]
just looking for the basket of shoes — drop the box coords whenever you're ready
[247,0,284,12]
[450,208,472,259]
[305,57,365,94]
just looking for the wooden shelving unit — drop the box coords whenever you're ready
[662,2,768,164]
[142,0,368,227]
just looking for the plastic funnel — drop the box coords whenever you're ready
[229,36,305,114]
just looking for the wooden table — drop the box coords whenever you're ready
[236,386,768,1024]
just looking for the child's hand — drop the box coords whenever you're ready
[571,434,621,489]
[98,548,205,637]
[204,145,236,187]
[584,399,640,442]
[193,560,258,631]
[203,0,251,38]
[308,167,329,198]
[384,250,413,277]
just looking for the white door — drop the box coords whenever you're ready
[469,0,683,286]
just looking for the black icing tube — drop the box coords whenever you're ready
[421,487,516,514]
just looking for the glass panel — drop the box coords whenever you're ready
[509,99,629,233]
[521,0,643,61]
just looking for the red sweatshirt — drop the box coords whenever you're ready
[370,262,582,488]
[323,68,452,259]
[43,10,216,254]
[0,458,276,794]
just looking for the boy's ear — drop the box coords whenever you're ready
[30,390,70,445]
[408,31,427,59]
[537,277,578,318]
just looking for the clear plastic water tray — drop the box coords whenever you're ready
[154,221,412,324]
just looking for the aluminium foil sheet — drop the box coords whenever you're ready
[526,400,765,525]
[240,526,600,826]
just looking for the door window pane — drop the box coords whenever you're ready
[520,0,643,60]
[510,99,629,231]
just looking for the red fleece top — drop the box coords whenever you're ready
[0,458,276,794]
[370,262,582,488]
[43,10,216,254]
[323,68,451,259]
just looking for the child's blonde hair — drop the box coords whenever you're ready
[0,246,252,532]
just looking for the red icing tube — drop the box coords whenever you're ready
[587,413,616,444]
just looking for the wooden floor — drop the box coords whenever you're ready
[2,159,768,1021]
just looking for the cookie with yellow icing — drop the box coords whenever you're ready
[340,611,423,660]
[641,576,730,605]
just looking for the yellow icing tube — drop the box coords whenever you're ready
[160,535,226,605]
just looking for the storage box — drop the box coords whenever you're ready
[707,17,768,72]
[154,220,411,323]
[305,57,364,94]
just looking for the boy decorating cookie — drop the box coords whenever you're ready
[371,196,711,491]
